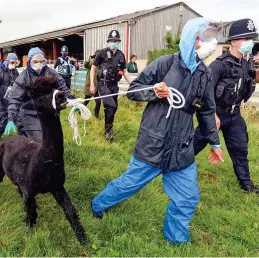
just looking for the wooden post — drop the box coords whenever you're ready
[0,49,3,61]
[53,40,57,60]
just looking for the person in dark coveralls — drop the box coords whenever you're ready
[4,47,76,142]
[194,19,259,194]
[54,46,76,89]
[0,53,19,134]
[83,50,101,118]
[91,18,224,244]
[90,30,131,140]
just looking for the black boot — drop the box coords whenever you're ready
[105,124,113,141]
[105,129,113,141]
[94,112,100,119]
[242,184,259,194]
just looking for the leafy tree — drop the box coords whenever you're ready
[147,33,180,64]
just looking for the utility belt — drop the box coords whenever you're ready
[216,104,240,115]
[98,78,117,83]
[98,78,118,89]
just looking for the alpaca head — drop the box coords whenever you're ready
[31,76,67,114]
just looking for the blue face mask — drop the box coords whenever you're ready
[238,40,254,55]
[109,42,119,50]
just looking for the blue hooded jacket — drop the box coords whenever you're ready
[126,17,219,171]
[179,17,212,73]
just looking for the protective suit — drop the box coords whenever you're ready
[6,47,75,142]
[92,18,220,243]
[0,53,19,134]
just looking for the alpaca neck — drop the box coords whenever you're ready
[37,112,64,157]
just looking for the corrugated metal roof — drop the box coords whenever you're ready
[0,2,202,48]
[84,2,202,28]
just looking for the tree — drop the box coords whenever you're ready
[147,33,180,64]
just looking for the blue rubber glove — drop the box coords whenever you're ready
[4,121,17,136]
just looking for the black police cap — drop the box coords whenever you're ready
[228,18,258,41]
[107,30,121,42]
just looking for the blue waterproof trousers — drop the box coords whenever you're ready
[92,157,199,243]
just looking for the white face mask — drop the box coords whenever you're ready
[8,64,16,70]
[196,38,217,60]
[31,63,44,73]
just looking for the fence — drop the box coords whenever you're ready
[71,71,138,93]
[71,71,87,91]
[17,67,137,93]
[15,67,259,105]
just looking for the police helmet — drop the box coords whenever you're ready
[107,30,121,42]
[228,18,258,41]
[61,45,69,53]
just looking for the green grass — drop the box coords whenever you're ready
[1,97,259,256]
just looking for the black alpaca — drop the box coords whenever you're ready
[0,77,87,246]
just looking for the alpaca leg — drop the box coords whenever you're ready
[0,169,4,183]
[17,186,23,197]
[52,187,87,246]
[23,194,38,227]
[0,143,4,183]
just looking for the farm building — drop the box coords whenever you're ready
[0,1,201,69]
[83,2,201,62]
[0,2,258,71]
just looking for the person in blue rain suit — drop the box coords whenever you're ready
[91,18,224,244]
[0,53,19,135]
[4,47,76,142]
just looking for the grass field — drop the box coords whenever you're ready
[1,97,259,257]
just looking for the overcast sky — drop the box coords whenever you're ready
[0,0,258,43]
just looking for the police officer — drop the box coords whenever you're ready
[194,18,259,193]
[54,46,76,89]
[83,50,101,118]
[0,53,19,134]
[4,47,77,142]
[90,30,131,140]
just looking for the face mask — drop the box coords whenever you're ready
[62,53,68,58]
[8,64,16,70]
[196,38,217,60]
[109,42,119,50]
[238,40,254,55]
[31,63,44,73]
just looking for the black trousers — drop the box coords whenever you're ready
[194,108,251,188]
[85,91,101,116]
[98,80,118,133]
[62,76,71,89]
